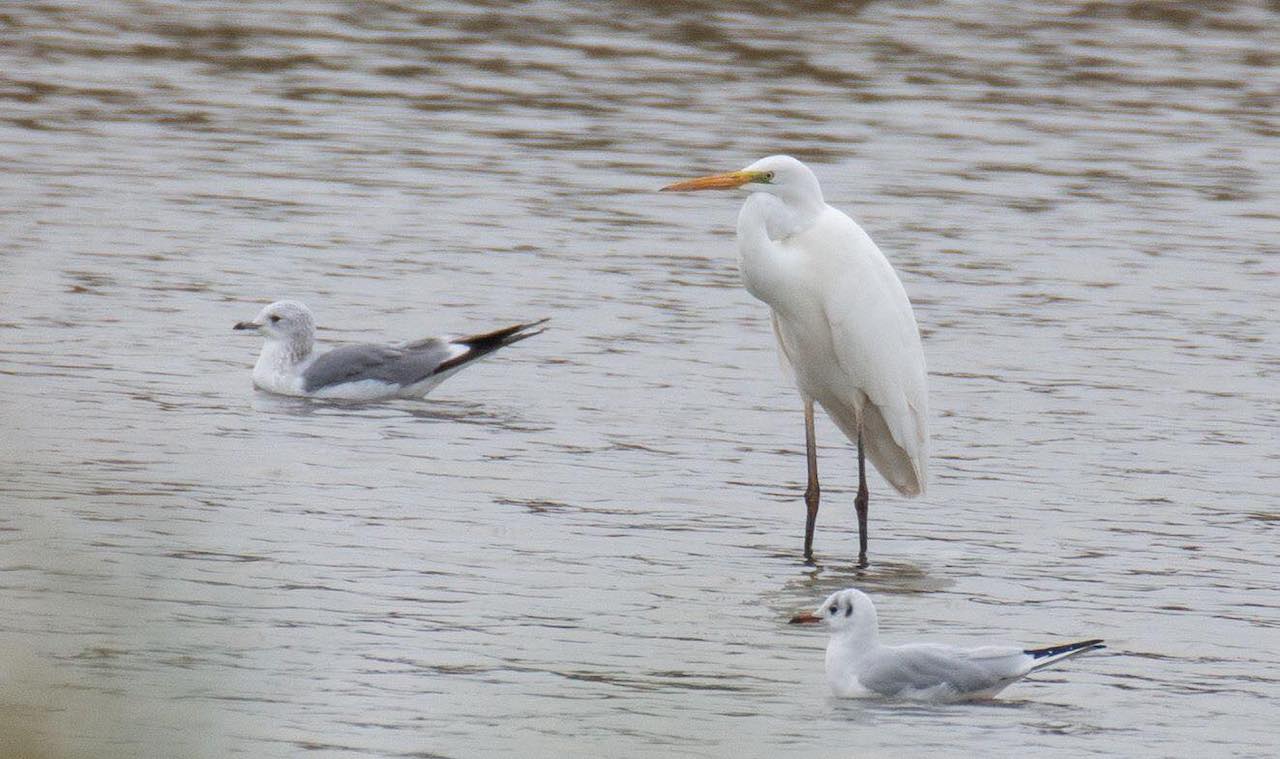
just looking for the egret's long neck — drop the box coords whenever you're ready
[740,190,824,243]
[735,193,825,313]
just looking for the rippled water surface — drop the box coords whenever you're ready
[2,1,1277,757]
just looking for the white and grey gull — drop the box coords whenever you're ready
[234,300,547,400]
[789,588,1104,701]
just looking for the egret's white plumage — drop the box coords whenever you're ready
[233,300,546,401]
[662,155,928,563]
[790,588,1105,701]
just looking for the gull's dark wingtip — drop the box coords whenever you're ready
[432,318,549,375]
[1024,639,1106,659]
[510,317,551,340]
[494,317,550,346]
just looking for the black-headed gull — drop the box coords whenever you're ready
[789,588,1104,701]
[234,300,547,401]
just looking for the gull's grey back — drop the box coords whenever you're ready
[301,339,455,393]
[857,645,1017,697]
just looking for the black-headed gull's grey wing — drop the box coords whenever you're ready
[301,340,456,394]
[857,644,1023,698]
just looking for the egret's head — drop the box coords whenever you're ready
[661,154,823,206]
[789,588,879,637]
[233,300,316,345]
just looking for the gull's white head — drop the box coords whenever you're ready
[234,300,316,349]
[789,588,880,641]
[660,154,825,208]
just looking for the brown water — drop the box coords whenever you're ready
[1,1,1277,757]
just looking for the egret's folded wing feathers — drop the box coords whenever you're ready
[796,210,929,492]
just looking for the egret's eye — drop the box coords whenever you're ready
[829,604,839,615]
[269,315,281,323]
[764,171,775,181]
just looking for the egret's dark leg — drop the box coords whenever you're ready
[855,428,870,568]
[803,400,820,561]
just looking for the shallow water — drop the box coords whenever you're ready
[1,1,1277,757]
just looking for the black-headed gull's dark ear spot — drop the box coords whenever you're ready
[845,604,853,617]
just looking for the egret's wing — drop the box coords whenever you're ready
[301,340,458,393]
[790,208,929,494]
[859,644,1025,697]
[770,312,799,390]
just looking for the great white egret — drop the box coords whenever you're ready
[234,300,547,400]
[662,155,928,565]
[788,588,1105,700]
